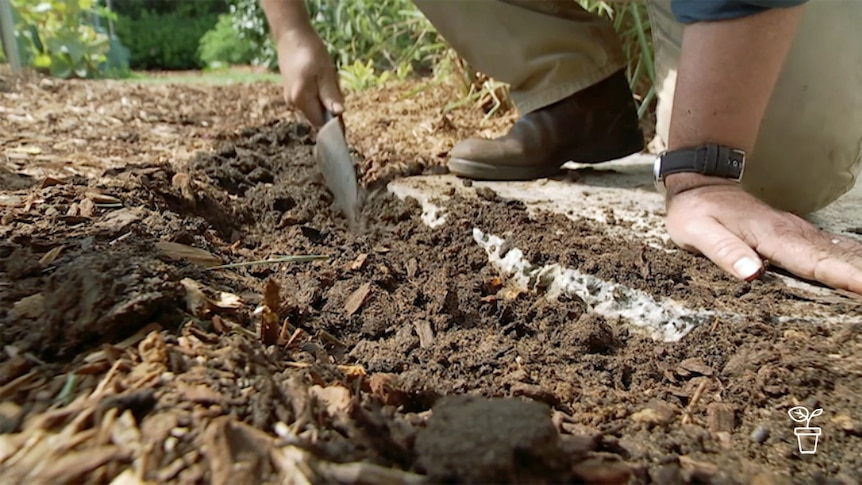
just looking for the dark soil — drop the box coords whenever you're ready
[1,77,861,484]
[414,396,569,483]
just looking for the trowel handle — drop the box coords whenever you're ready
[321,108,345,133]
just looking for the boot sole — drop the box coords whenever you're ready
[448,131,645,181]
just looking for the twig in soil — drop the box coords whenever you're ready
[0,370,42,400]
[38,246,63,266]
[709,317,720,333]
[117,323,162,349]
[279,318,293,343]
[317,329,347,348]
[285,327,305,348]
[286,362,367,377]
[220,319,257,339]
[682,379,710,424]
[109,232,133,246]
[90,358,125,399]
[206,254,328,270]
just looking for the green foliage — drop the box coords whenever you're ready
[114,1,225,70]
[112,0,227,17]
[306,0,445,74]
[579,1,655,119]
[103,36,132,78]
[198,14,254,69]
[226,0,276,69]
[227,0,446,75]
[339,59,413,92]
[12,0,113,78]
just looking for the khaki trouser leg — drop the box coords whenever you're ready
[648,0,862,215]
[412,0,627,115]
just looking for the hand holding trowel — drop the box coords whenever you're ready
[265,18,362,227]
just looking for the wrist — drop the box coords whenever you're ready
[274,23,317,44]
[664,173,737,200]
[262,0,316,43]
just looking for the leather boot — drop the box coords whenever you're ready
[448,69,644,180]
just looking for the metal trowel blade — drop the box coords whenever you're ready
[314,114,362,225]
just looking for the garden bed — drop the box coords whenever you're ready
[1,71,861,484]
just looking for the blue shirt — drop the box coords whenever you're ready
[672,0,810,24]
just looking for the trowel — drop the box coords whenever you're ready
[314,109,363,226]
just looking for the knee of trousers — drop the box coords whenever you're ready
[412,0,627,114]
[650,0,862,215]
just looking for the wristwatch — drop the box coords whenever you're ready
[653,144,746,194]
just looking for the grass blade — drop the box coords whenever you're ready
[207,255,328,271]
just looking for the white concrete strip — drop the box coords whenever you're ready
[387,182,447,228]
[473,229,715,342]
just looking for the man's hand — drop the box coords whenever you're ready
[275,31,344,127]
[665,180,862,295]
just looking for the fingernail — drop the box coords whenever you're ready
[733,257,763,281]
[331,102,344,113]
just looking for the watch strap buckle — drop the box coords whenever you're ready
[658,144,746,182]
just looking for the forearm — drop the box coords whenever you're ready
[260,0,314,41]
[665,5,804,195]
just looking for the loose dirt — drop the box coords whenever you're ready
[1,70,861,484]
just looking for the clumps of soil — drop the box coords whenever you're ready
[42,251,180,355]
[415,395,569,483]
[2,247,182,358]
[562,314,620,354]
[190,125,303,197]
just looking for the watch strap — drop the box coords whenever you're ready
[660,144,745,180]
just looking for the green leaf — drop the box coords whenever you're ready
[49,54,73,78]
[33,53,52,69]
[32,2,53,14]
[65,38,85,63]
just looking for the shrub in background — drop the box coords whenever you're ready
[226,0,276,69]
[112,0,198,17]
[114,0,225,70]
[12,0,115,78]
[198,14,254,69]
